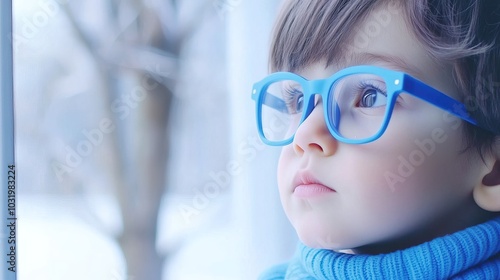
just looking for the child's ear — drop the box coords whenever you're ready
[473,139,500,212]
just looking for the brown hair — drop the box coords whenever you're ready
[402,0,500,156]
[270,0,500,156]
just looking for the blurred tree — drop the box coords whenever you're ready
[60,0,216,279]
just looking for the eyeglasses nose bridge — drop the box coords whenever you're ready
[306,79,329,94]
[302,79,330,117]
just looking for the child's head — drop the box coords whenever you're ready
[270,0,500,154]
[256,0,500,253]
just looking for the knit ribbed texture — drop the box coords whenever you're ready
[259,217,500,280]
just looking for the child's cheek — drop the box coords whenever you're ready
[372,108,464,182]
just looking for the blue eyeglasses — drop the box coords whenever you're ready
[251,65,479,146]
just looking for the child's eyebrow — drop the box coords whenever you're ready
[346,52,424,78]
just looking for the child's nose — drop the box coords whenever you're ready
[292,101,338,156]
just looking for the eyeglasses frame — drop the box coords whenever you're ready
[251,65,478,146]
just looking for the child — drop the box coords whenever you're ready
[252,0,500,279]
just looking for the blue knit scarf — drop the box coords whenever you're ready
[261,217,500,279]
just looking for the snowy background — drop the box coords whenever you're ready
[14,0,297,279]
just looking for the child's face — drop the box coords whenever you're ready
[277,3,488,253]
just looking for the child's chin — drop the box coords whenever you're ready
[297,230,352,251]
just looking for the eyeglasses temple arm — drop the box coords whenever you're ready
[262,92,289,114]
[402,75,478,125]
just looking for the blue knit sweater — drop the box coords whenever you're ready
[260,217,500,279]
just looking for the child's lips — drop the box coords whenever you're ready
[294,184,336,197]
[293,171,336,197]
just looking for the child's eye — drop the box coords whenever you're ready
[283,87,304,114]
[359,88,387,107]
[355,81,387,108]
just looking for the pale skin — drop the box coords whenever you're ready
[277,3,500,255]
